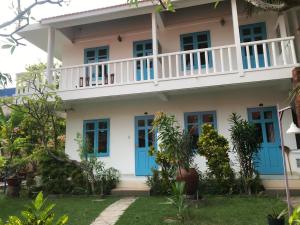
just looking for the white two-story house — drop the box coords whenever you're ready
[18,0,300,191]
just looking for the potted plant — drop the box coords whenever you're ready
[267,208,287,225]
[152,112,198,196]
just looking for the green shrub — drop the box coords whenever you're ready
[93,162,120,195]
[0,192,68,225]
[198,124,234,194]
[147,169,174,195]
[198,172,264,195]
[38,150,87,195]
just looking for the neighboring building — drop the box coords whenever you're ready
[0,88,16,116]
[18,0,300,191]
[0,88,16,98]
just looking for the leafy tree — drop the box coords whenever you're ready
[0,73,12,88]
[229,113,261,195]
[0,0,68,87]
[0,63,68,190]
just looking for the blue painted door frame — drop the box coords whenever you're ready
[240,22,269,69]
[247,106,284,175]
[133,40,154,81]
[135,115,157,176]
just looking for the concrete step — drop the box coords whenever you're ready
[262,179,300,190]
[112,175,150,196]
[111,187,150,196]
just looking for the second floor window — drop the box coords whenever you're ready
[83,119,110,157]
[84,46,109,84]
[184,111,217,149]
[180,31,212,70]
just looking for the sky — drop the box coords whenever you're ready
[0,0,127,87]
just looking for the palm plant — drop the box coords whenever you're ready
[166,182,188,221]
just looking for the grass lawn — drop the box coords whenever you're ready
[0,193,118,225]
[116,196,286,225]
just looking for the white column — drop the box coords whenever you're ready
[277,14,288,37]
[46,27,55,84]
[152,12,159,85]
[231,0,244,76]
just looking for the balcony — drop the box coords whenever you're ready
[16,37,299,101]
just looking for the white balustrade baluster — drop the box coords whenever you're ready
[168,55,172,78]
[114,63,117,85]
[281,40,287,65]
[190,53,194,76]
[183,54,187,76]
[101,64,105,86]
[134,60,137,82]
[147,58,150,80]
[220,48,224,73]
[228,47,233,72]
[290,39,297,65]
[140,59,144,81]
[271,42,277,67]
[212,50,216,73]
[120,62,124,85]
[89,65,93,87]
[197,51,201,75]
[176,54,179,77]
[127,61,130,83]
[95,65,99,87]
[162,56,165,79]
[108,63,111,85]
[254,44,259,68]
[246,46,251,69]
[205,51,209,74]
[263,43,268,68]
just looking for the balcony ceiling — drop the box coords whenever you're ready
[17,0,222,60]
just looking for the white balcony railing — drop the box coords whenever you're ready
[17,37,298,95]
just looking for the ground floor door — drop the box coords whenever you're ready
[135,115,157,176]
[247,106,284,175]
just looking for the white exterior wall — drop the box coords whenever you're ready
[65,84,300,176]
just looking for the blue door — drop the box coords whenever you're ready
[135,115,157,176]
[240,23,268,69]
[248,107,283,175]
[133,40,154,81]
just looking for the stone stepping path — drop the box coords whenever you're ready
[90,197,137,225]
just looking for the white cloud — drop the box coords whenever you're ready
[0,0,126,87]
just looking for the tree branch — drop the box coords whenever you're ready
[0,0,65,47]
